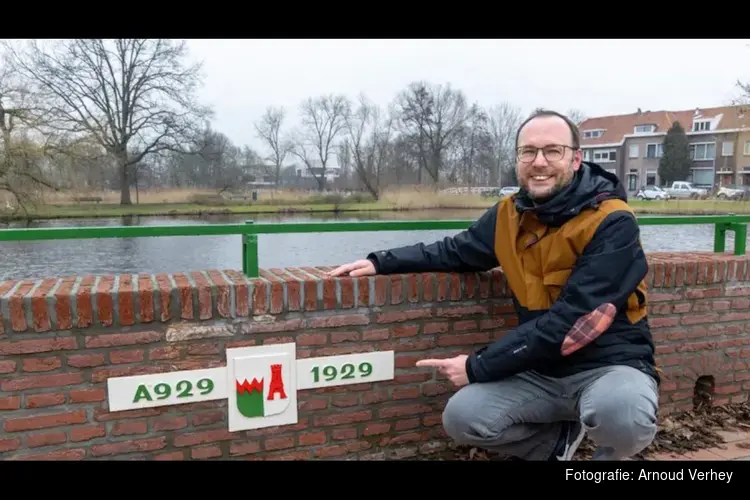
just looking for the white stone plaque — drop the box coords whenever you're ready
[296,351,395,390]
[107,367,226,412]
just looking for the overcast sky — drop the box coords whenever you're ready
[184,39,750,153]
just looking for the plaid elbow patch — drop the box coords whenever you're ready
[561,302,616,356]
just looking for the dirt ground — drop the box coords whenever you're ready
[407,400,750,461]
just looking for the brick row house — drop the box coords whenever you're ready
[578,105,750,194]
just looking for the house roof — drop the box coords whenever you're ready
[578,104,750,147]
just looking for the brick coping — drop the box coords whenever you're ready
[0,252,748,335]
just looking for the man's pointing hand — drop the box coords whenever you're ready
[416,355,469,387]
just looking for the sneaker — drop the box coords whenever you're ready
[550,420,585,461]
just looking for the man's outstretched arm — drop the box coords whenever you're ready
[465,210,647,383]
[329,204,500,277]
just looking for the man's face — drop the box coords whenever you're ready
[515,116,582,202]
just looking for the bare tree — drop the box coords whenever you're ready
[0,60,62,215]
[2,39,212,205]
[289,94,350,191]
[395,81,469,185]
[566,108,587,126]
[254,106,289,187]
[487,102,523,186]
[343,93,394,198]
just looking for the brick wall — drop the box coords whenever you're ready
[0,252,748,460]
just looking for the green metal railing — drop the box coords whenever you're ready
[0,215,747,278]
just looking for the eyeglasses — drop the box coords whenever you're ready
[516,144,575,163]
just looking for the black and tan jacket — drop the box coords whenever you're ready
[367,162,658,385]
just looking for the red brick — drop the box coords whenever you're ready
[25,393,65,408]
[332,427,357,440]
[8,280,35,331]
[0,396,21,410]
[138,275,156,323]
[4,409,87,432]
[96,275,116,326]
[362,328,389,341]
[91,437,167,457]
[84,331,162,348]
[2,372,83,391]
[378,404,432,419]
[313,440,371,458]
[308,314,369,329]
[110,349,145,364]
[67,353,105,368]
[112,421,148,436]
[192,411,224,427]
[0,337,77,356]
[152,416,188,431]
[69,388,106,403]
[376,309,431,324]
[22,356,62,372]
[191,445,222,459]
[395,418,420,431]
[298,431,327,446]
[27,431,67,448]
[230,440,261,456]
[173,429,233,447]
[0,438,21,453]
[10,448,86,461]
[364,423,390,436]
[296,333,328,345]
[70,425,106,442]
[265,436,295,451]
[190,271,214,319]
[313,410,372,426]
[0,360,16,373]
[30,279,58,332]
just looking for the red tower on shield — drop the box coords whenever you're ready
[267,363,287,400]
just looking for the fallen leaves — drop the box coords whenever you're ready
[401,401,750,461]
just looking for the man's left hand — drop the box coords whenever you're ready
[416,355,469,387]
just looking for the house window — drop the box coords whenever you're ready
[583,129,605,139]
[690,143,715,161]
[634,125,655,134]
[646,170,657,185]
[646,144,663,158]
[593,149,616,163]
[693,120,711,132]
[744,141,750,155]
[583,150,591,161]
[722,141,734,156]
[629,144,639,158]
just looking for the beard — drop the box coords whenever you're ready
[519,161,575,203]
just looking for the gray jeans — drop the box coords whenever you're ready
[442,365,659,460]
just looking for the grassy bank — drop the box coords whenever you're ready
[1,187,750,221]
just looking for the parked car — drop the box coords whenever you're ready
[635,185,670,201]
[664,181,708,199]
[714,185,746,200]
[481,186,520,198]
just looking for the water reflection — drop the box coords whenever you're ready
[0,210,743,281]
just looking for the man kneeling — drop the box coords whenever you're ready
[328,109,659,461]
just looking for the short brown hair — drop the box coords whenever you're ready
[515,108,581,150]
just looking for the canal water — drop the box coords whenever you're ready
[0,209,742,281]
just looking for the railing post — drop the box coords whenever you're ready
[714,223,727,253]
[731,223,747,256]
[242,220,259,278]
